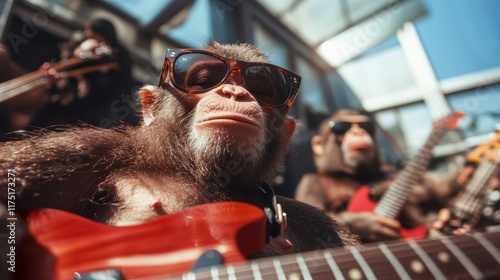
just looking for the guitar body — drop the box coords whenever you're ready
[16,200,500,280]
[346,185,377,212]
[18,202,267,280]
[347,186,428,240]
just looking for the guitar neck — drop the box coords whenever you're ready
[375,126,448,218]
[0,56,117,103]
[0,70,48,103]
[162,229,500,280]
[450,158,500,227]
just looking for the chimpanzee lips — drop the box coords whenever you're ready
[198,113,261,129]
[348,143,371,151]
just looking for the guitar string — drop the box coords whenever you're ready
[440,236,483,279]
[454,138,500,227]
[0,54,115,102]
[0,56,83,90]
[448,159,498,231]
[376,126,447,218]
[221,238,478,280]
[196,233,498,280]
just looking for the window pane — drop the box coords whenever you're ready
[417,0,500,80]
[0,0,13,40]
[257,0,296,15]
[253,22,289,68]
[103,0,171,24]
[295,56,328,116]
[338,37,417,111]
[339,43,416,101]
[166,0,212,48]
[375,102,432,152]
[447,84,500,138]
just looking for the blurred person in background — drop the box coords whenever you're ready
[0,18,138,141]
[33,18,138,129]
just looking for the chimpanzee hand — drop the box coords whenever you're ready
[338,212,401,242]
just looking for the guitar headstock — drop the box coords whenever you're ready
[467,129,500,164]
[432,111,466,130]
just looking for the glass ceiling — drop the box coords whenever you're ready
[102,0,402,45]
[99,0,424,66]
[258,0,396,46]
[102,0,172,25]
[166,0,212,48]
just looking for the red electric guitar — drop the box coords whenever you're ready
[17,201,500,280]
[347,111,465,239]
[17,202,267,280]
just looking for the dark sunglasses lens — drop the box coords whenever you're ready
[359,122,375,135]
[331,122,351,135]
[245,66,291,106]
[173,53,228,91]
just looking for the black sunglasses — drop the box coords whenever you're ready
[328,121,376,136]
[158,49,301,109]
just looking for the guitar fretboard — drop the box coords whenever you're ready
[168,230,500,280]
[0,57,81,103]
[451,158,500,227]
[375,126,448,219]
[0,50,116,103]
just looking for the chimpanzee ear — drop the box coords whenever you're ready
[140,85,158,126]
[284,116,296,141]
[311,135,325,156]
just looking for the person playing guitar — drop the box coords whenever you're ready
[0,18,136,140]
